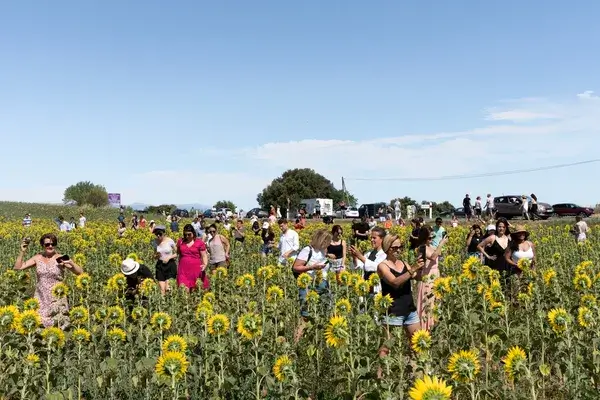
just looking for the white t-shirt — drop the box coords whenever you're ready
[79,216,86,227]
[279,229,300,263]
[60,221,70,232]
[296,246,328,280]
[153,238,176,262]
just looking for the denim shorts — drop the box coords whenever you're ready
[381,310,420,327]
[261,244,272,255]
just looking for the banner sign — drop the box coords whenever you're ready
[108,193,121,208]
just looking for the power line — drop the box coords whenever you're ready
[345,158,600,182]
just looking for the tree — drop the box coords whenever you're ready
[145,204,177,215]
[432,201,455,216]
[389,196,418,208]
[257,169,357,215]
[214,200,236,211]
[63,181,109,208]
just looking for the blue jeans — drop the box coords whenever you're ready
[298,280,330,318]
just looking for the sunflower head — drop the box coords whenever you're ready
[266,285,284,304]
[256,266,275,282]
[106,327,127,343]
[324,315,349,348]
[547,308,569,334]
[72,328,91,343]
[24,352,40,367]
[203,292,216,304]
[296,273,312,289]
[150,312,173,331]
[106,306,125,325]
[335,298,352,316]
[73,253,87,267]
[195,300,214,322]
[542,269,556,286]
[0,305,20,330]
[338,271,351,286]
[139,279,157,297]
[51,282,70,299]
[273,355,293,382]
[94,306,108,322]
[235,273,256,289]
[41,327,66,349]
[155,351,189,381]
[162,335,188,353]
[236,313,262,340]
[411,329,432,353]
[23,298,40,311]
[212,267,228,282]
[580,294,597,308]
[207,314,230,336]
[447,349,480,383]
[577,306,594,328]
[409,375,452,400]
[14,309,41,335]
[69,306,89,325]
[131,306,148,321]
[503,346,527,381]
[354,279,371,297]
[374,293,393,313]
[573,274,592,291]
[432,277,452,299]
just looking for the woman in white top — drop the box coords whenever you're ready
[292,229,333,342]
[505,225,535,273]
[152,225,178,294]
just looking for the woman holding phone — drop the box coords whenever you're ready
[414,225,447,331]
[14,233,84,327]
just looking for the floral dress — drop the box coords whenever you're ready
[35,256,69,328]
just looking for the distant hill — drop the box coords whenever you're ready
[129,203,210,211]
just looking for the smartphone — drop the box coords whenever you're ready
[418,245,427,261]
[56,255,70,263]
[442,231,447,238]
[23,237,31,244]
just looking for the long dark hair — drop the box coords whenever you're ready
[183,224,196,239]
[417,225,433,247]
[495,217,510,236]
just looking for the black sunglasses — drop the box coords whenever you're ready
[390,245,403,251]
[154,232,164,237]
[43,242,56,247]
[208,230,216,234]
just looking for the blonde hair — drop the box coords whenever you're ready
[382,234,401,253]
[310,229,333,252]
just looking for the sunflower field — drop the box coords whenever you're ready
[0,218,599,399]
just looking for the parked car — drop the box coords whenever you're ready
[494,195,553,219]
[439,207,466,218]
[358,203,387,218]
[203,209,216,218]
[246,208,268,218]
[335,207,359,218]
[551,203,594,218]
[172,209,189,218]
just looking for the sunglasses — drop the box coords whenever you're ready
[390,245,403,251]
[208,230,216,234]
[184,232,194,237]
[43,242,56,247]
[154,232,164,237]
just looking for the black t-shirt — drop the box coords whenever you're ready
[126,264,153,291]
[409,227,421,250]
[467,234,483,253]
[353,222,370,239]
[261,230,275,245]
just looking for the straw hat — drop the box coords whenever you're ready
[121,258,140,275]
[510,225,529,239]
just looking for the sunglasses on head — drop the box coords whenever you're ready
[43,242,56,247]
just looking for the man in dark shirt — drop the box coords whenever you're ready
[463,194,472,221]
[352,216,370,245]
[121,258,154,301]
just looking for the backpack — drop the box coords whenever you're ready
[292,246,313,278]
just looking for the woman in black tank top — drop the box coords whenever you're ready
[376,234,425,377]
[327,225,346,282]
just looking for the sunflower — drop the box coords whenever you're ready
[296,273,312,289]
[126,253,140,262]
[354,279,371,297]
[461,256,480,280]
[503,346,527,381]
[131,306,148,321]
[447,349,480,383]
[517,258,531,273]
[162,335,188,353]
[305,290,319,306]
[41,327,66,349]
[24,353,40,367]
[573,274,592,291]
[577,307,594,328]
[235,273,256,289]
[69,306,89,325]
[411,329,432,353]
[106,327,127,342]
[542,269,556,286]
[324,315,349,348]
[203,292,216,303]
[0,305,19,330]
[72,328,91,343]
[14,309,41,334]
[195,300,214,322]
[256,266,275,282]
[272,355,293,382]
[51,282,70,299]
[207,314,230,336]
[150,312,173,331]
[94,306,108,322]
[212,267,228,281]
[374,293,393,313]
[139,279,157,297]
[574,261,593,276]
[432,277,452,299]
[73,253,87,268]
[108,253,122,267]
[75,273,91,290]
[111,273,127,290]
[368,273,380,286]
[335,298,352,316]
[580,294,597,308]
[106,306,125,325]
[236,313,262,340]
[23,298,40,311]
[408,375,452,400]
[547,308,569,334]
[155,351,189,381]
[338,271,351,286]
[266,285,284,304]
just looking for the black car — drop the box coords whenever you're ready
[358,202,387,218]
[439,207,466,218]
[172,209,189,218]
[246,208,268,218]
[494,195,552,219]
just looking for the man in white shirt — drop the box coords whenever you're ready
[22,213,32,227]
[278,218,300,265]
[59,216,70,232]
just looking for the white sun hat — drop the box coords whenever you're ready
[121,258,140,275]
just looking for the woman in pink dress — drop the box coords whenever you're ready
[415,225,447,331]
[177,224,209,290]
[14,233,84,327]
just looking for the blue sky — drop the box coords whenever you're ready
[1,1,599,209]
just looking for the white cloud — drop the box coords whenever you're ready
[577,90,598,100]
[484,110,559,121]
